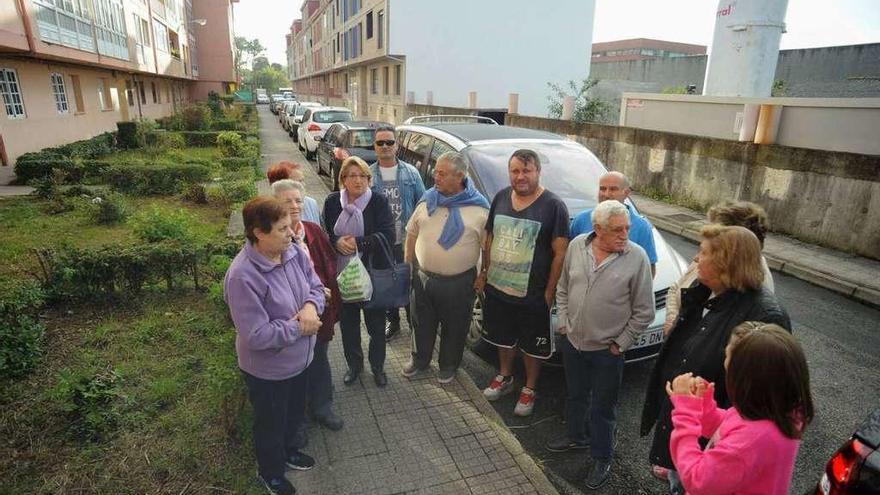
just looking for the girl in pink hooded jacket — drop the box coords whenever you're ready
[667,322,815,495]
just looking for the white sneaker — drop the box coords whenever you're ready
[513,387,536,416]
[482,374,514,401]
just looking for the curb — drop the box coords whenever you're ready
[455,363,561,495]
[644,213,880,308]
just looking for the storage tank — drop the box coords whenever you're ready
[703,0,789,97]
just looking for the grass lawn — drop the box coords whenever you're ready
[104,146,221,163]
[0,136,265,493]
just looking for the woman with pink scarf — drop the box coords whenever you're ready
[323,157,395,388]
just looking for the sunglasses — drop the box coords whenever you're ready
[375,140,396,147]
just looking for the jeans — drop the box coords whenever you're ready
[669,469,686,495]
[307,340,334,418]
[241,370,307,480]
[561,337,624,460]
[340,302,387,372]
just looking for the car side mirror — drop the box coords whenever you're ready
[294,117,302,124]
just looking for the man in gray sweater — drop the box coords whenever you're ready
[549,199,655,490]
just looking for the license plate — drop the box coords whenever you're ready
[633,328,663,349]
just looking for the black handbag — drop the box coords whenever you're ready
[364,233,411,310]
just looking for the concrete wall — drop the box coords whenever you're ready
[504,114,880,260]
[619,93,880,155]
[591,43,880,122]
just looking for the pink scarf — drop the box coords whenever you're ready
[333,188,372,271]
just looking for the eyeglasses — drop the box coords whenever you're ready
[375,140,396,147]
[344,174,369,180]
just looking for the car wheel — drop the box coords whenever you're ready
[305,147,315,161]
[298,137,304,152]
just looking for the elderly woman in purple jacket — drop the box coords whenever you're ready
[224,197,325,495]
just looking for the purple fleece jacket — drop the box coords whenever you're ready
[224,240,326,380]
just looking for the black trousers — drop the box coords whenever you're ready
[340,303,387,372]
[411,268,476,372]
[242,370,308,480]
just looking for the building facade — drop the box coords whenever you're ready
[591,38,706,64]
[287,0,596,121]
[0,0,237,183]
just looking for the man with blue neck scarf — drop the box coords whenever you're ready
[403,151,489,383]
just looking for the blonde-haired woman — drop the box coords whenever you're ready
[322,156,395,387]
[640,224,791,495]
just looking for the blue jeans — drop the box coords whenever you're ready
[561,337,624,460]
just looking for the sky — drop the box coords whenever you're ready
[233,0,880,65]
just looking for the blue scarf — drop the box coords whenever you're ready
[422,178,490,250]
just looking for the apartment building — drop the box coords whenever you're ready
[0,0,237,184]
[287,0,596,122]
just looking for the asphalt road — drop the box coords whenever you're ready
[259,106,880,494]
[463,231,880,495]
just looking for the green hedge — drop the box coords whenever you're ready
[143,131,257,147]
[0,280,46,380]
[218,157,258,171]
[36,240,240,303]
[102,162,212,195]
[116,121,138,149]
[14,133,116,182]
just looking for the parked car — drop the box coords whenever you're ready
[256,94,270,104]
[297,106,353,160]
[814,406,880,495]
[393,118,689,362]
[316,120,391,189]
[273,97,295,117]
[280,101,298,132]
[268,94,283,114]
[285,101,322,138]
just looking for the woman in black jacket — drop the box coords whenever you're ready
[323,156,394,388]
[640,224,791,495]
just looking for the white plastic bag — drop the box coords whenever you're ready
[336,254,373,303]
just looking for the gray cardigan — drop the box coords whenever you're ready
[556,233,655,352]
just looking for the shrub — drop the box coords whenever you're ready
[48,366,127,441]
[131,205,198,243]
[216,131,244,158]
[0,280,46,380]
[205,180,256,208]
[210,118,240,131]
[15,155,73,184]
[182,182,208,204]
[218,157,256,171]
[116,121,139,149]
[14,133,116,183]
[32,169,67,199]
[181,104,212,131]
[102,162,211,195]
[87,192,128,224]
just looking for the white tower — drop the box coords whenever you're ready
[703,0,789,97]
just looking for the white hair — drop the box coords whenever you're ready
[591,199,630,228]
[602,171,630,189]
[271,179,306,197]
[437,151,468,176]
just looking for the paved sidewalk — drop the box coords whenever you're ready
[251,105,558,494]
[632,193,880,307]
[289,335,557,494]
[0,185,33,196]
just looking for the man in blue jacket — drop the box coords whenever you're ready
[370,126,426,340]
[570,171,657,277]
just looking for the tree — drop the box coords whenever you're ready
[270,63,284,72]
[234,37,265,79]
[252,67,290,93]
[252,56,269,72]
[546,78,611,124]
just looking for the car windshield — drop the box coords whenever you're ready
[314,111,352,123]
[464,140,607,217]
[349,129,375,147]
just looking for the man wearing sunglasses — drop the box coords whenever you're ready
[369,126,426,341]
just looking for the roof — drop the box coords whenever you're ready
[592,38,707,54]
[332,120,392,130]
[413,124,564,144]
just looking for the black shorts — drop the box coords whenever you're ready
[481,287,554,359]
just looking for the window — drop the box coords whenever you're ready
[133,14,151,64]
[68,75,84,113]
[154,19,169,52]
[138,81,146,104]
[358,22,363,56]
[394,64,401,95]
[94,0,129,60]
[344,73,349,93]
[32,0,96,53]
[377,10,384,49]
[399,133,432,170]
[383,66,389,95]
[151,82,158,103]
[168,30,181,59]
[0,68,26,119]
[370,68,378,94]
[50,73,69,113]
[126,80,134,106]
[425,140,457,187]
[366,11,373,39]
[97,78,112,110]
